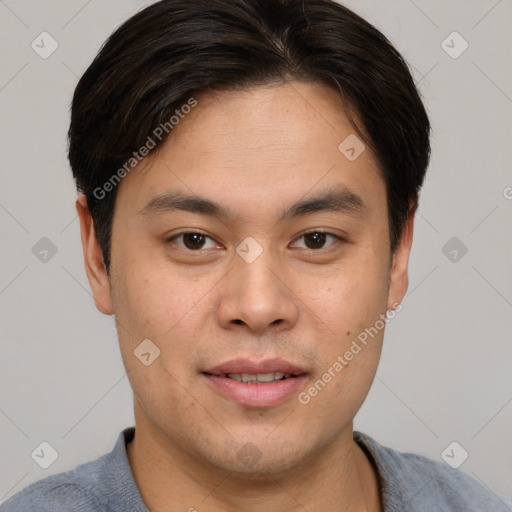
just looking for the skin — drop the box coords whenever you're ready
[76,80,414,512]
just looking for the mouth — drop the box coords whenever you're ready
[202,358,309,408]
[203,371,302,383]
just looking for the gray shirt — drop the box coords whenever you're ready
[1,427,510,511]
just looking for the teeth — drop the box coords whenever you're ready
[227,372,291,383]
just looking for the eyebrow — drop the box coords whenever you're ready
[139,187,367,222]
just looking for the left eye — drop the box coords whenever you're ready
[292,231,340,250]
[167,232,219,251]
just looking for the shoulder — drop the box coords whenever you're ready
[354,431,512,512]
[0,428,137,512]
[0,468,107,512]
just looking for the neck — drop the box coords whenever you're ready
[126,403,382,512]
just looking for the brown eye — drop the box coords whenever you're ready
[182,233,206,249]
[305,232,327,249]
[293,231,340,250]
[167,232,218,251]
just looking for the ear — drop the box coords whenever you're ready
[75,194,113,315]
[387,207,415,310]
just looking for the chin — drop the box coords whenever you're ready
[201,434,311,480]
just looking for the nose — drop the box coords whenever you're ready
[216,244,299,335]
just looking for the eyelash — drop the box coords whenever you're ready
[165,230,343,252]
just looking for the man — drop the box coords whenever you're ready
[2,0,510,511]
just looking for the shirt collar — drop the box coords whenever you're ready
[354,430,422,512]
[94,426,149,512]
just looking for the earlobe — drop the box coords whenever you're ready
[75,194,114,315]
[387,210,415,310]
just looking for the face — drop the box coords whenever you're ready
[78,80,413,477]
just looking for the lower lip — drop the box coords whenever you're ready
[202,373,308,408]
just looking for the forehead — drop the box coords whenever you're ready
[164,82,368,161]
[116,81,384,217]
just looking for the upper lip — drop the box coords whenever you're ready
[203,358,308,376]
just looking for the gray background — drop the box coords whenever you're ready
[1,0,511,503]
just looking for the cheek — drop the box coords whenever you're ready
[298,255,389,334]
[111,253,219,382]
[296,254,387,396]
[114,253,209,332]
[111,260,210,421]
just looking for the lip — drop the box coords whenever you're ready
[203,373,309,408]
[202,358,309,408]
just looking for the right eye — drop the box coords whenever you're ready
[165,231,221,251]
